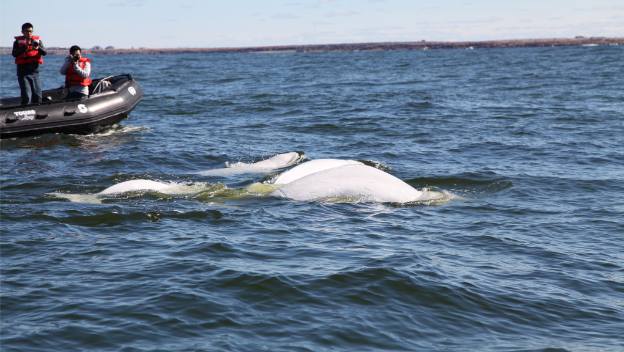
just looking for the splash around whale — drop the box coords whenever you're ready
[49,152,454,205]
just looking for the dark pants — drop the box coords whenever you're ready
[17,73,42,106]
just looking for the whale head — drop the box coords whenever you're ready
[198,151,305,176]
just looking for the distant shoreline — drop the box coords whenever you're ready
[1,37,622,55]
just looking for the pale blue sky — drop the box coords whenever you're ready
[1,0,622,48]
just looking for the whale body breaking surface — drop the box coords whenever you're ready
[271,163,431,203]
[272,159,363,185]
[196,151,304,176]
[50,152,452,204]
[98,180,179,195]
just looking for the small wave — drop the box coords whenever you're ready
[405,101,434,109]
[405,189,459,205]
[77,124,149,138]
[53,209,225,226]
[213,270,318,304]
[406,173,512,195]
[289,123,341,133]
[0,125,146,150]
[213,77,244,84]
[358,159,392,172]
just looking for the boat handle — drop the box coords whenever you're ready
[36,112,48,119]
[64,109,76,116]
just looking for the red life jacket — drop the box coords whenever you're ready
[14,35,44,65]
[66,57,93,87]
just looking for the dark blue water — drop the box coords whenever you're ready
[1,46,623,351]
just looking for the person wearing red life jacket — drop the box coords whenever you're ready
[12,22,47,106]
[60,45,92,100]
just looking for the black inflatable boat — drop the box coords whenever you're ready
[0,74,143,139]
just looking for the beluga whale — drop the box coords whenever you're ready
[48,179,217,204]
[98,179,181,195]
[268,159,449,204]
[196,151,304,176]
[272,159,363,185]
[49,152,453,205]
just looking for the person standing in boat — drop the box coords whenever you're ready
[60,45,92,100]
[12,22,47,106]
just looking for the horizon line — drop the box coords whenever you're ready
[1,36,622,52]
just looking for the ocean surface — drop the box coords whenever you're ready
[1,45,623,351]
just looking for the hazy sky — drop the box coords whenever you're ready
[1,0,622,48]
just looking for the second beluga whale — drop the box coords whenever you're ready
[196,151,304,176]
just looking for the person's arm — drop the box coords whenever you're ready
[60,56,71,75]
[36,40,47,56]
[71,61,91,78]
[12,40,25,58]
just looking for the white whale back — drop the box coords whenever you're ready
[198,152,303,176]
[273,159,362,185]
[235,151,301,169]
[97,179,206,196]
[271,164,426,203]
[98,180,173,195]
[50,179,219,203]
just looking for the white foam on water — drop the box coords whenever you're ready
[245,182,280,196]
[76,125,148,139]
